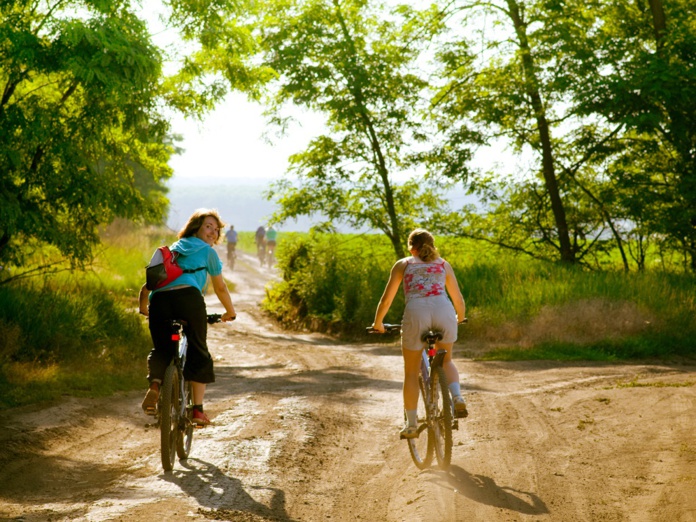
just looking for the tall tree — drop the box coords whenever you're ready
[429,0,696,269]
[0,0,265,275]
[257,0,448,259]
[0,2,171,269]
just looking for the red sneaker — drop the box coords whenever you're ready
[192,409,211,426]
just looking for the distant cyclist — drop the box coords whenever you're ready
[371,228,468,438]
[265,225,278,265]
[225,225,237,267]
[255,225,266,265]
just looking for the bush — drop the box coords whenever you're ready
[263,233,696,358]
[0,220,168,408]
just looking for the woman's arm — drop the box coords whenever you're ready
[211,273,237,321]
[444,261,466,322]
[372,259,407,332]
[138,284,149,317]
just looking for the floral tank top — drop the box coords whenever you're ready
[403,258,446,303]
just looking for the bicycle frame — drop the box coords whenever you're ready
[171,322,191,423]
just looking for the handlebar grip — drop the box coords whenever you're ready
[366,324,401,334]
[207,314,222,324]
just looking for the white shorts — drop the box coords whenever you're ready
[401,296,458,351]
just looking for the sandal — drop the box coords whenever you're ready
[141,385,159,415]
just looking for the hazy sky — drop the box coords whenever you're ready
[167,93,324,182]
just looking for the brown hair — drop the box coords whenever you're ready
[178,208,225,245]
[408,228,439,262]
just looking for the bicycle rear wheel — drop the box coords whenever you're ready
[176,380,194,460]
[430,365,453,470]
[160,364,180,472]
[407,374,434,469]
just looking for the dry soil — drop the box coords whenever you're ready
[1,249,696,522]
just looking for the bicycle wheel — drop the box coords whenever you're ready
[407,374,434,469]
[430,365,453,470]
[176,380,194,460]
[160,364,180,472]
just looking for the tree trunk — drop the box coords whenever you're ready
[505,0,575,263]
[334,1,405,259]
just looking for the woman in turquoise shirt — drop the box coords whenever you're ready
[139,209,236,426]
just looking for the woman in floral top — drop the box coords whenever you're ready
[372,229,468,438]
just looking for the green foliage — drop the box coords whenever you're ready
[264,232,403,331]
[257,0,453,258]
[0,1,172,269]
[0,0,268,276]
[263,232,696,358]
[0,221,167,408]
[430,0,696,269]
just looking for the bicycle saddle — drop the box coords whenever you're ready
[421,330,443,343]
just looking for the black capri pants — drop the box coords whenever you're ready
[147,286,215,384]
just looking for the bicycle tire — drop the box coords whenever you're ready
[160,364,179,472]
[407,374,434,469]
[176,379,194,460]
[431,365,453,470]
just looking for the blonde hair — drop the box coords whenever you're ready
[178,208,225,245]
[408,228,439,262]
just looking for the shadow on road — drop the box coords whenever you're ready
[164,457,300,522]
[432,464,549,516]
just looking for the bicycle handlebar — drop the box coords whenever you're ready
[366,324,402,334]
[366,319,467,334]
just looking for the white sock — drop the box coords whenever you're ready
[449,382,462,398]
[405,409,418,427]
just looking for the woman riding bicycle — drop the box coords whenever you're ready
[138,209,236,426]
[371,228,468,438]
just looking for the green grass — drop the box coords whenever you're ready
[2,225,695,409]
[0,220,169,408]
[261,232,696,360]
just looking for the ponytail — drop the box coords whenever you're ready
[408,229,439,262]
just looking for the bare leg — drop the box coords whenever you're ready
[191,381,206,405]
[402,347,423,410]
[436,341,460,388]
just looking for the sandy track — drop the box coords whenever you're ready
[1,250,696,521]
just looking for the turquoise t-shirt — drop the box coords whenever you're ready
[151,237,222,296]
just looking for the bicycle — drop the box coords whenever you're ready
[226,244,237,270]
[367,323,464,470]
[156,313,222,472]
[266,241,276,267]
[256,241,266,266]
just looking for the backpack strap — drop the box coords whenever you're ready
[171,250,206,274]
[182,266,206,274]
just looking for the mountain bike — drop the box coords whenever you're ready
[226,244,236,270]
[156,313,222,472]
[256,241,266,266]
[367,323,461,470]
[266,241,276,267]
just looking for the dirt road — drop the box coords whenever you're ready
[2,250,696,522]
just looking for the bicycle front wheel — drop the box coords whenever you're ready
[407,375,434,469]
[160,364,180,472]
[430,365,453,470]
[176,380,194,460]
